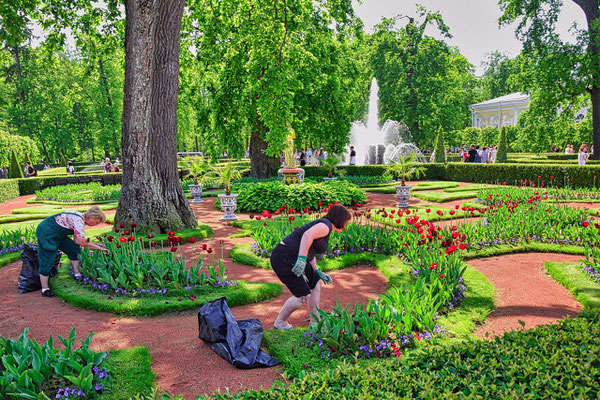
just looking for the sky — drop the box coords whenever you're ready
[353,0,587,75]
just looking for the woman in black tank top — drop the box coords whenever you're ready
[271,205,351,329]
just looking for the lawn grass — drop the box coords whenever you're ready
[0,252,20,268]
[10,205,63,214]
[545,261,600,309]
[98,346,154,400]
[50,262,282,316]
[0,219,44,232]
[444,184,492,193]
[364,181,460,194]
[412,191,478,203]
[463,242,586,259]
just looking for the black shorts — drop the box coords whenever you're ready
[270,244,320,297]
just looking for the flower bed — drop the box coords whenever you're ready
[0,227,36,254]
[79,228,236,296]
[0,328,110,399]
[35,183,120,203]
[476,185,600,204]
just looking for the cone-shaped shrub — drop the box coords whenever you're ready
[434,127,446,163]
[9,150,24,179]
[496,127,508,163]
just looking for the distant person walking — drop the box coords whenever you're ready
[299,149,307,167]
[578,145,589,165]
[349,146,356,165]
[25,162,37,177]
[67,161,75,175]
[474,146,482,163]
[480,146,489,163]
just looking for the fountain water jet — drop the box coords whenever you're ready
[349,78,425,165]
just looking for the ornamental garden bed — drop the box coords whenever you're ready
[51,227,280,316]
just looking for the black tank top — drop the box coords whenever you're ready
[281,218,333,261]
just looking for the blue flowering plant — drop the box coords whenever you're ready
[581,244,600,284]
[0,227,36,255]
[0,328,109,399]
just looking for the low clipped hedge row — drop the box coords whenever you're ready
[0,180,19,204]
[210,311,600,399]
[307,163,600,187]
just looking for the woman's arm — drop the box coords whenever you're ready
[297,222,330,258]
[74,236,108,252]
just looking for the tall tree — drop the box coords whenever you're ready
[190,0,366,178]
[499,0,600,158]
[371,8,478,147]
[480,51,522,99]
[114,0,197,232]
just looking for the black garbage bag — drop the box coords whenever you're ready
[18,243,62,294]
[198,297,279,369]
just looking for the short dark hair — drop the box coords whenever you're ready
[26,161,31,165]
[325,205,351,229]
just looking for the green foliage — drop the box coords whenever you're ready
[51,262,281,317]
[497,126,508,163]
[371,10,479,147]
[225,180,367,213]
[0,179,20,204]
[385,153,426,185]
[9,150,24,179]
[322,154,346,178]
[97,347,154,400]
[0,129,40,169]
[180,156,208,185]
[412,191,477,203]
[434,128,446,163]
[36,183,120,202]
[207,311,600,399]
[207,163,245,196]
[0,328,109,399]
[546,260,600,310]
[480,51,523,99]
[0,227,36,251]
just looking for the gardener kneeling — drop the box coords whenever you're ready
[271,205,351,329]
[36,206,109,298]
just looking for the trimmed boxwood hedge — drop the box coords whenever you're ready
[0,180,19,204]
[208,311,600,399]
[303,163,600,188]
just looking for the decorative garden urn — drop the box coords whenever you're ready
[218,193,239,220]
[278,167,305,185]
[395,184,412,208]
[189,184,203,203]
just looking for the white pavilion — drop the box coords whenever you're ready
[469,92,530,128]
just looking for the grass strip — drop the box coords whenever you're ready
[444,184,492,193]
[50,262,282,316]
[463,242,586,259]
[98,346,154,400]
[545,261,600,309]
[369,206,469,225]
[0,252,20,269]
[413,191,478,203]
[28,199,118,205]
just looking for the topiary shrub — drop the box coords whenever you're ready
[434,128,446,163]
[496,127,508,163]
[9,150,24,179]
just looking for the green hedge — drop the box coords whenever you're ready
[0,180,19,204]
[303,164,447,180]
[209,311,600,399]
[443,162,600,187]
[304,163,600,188]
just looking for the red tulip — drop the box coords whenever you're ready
[124,230,131,235]
[131,222,138,228]
[170,246,178,252]
[430,263,437,270]
[459,243,466,250]
[119,237,127,243]
[128,236,135,242]
[207,248,213,254]
[150,241,157,247]
[107,236,114,242]
[189,237,196,243]
[119,223,125,228]
[114,228,120,233]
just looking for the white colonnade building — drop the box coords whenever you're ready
[469,92,530,128]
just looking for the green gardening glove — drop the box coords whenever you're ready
[316,269,333,285]
[292,255,307,277]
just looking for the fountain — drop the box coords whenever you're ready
[349,78,425,165]
[278,123,304,185]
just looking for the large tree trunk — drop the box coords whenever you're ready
[115,0,197,233]
[249,115,279,178]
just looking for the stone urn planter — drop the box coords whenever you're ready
[323,177,338,182]
[395,184,412,208]
[189,184,204,203]
[218,193,239,220]
[278,167,305,185]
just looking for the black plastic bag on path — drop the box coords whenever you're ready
[18,243,62,294]
[198,297,280,369]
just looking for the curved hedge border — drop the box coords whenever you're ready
[50,262,282,316]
